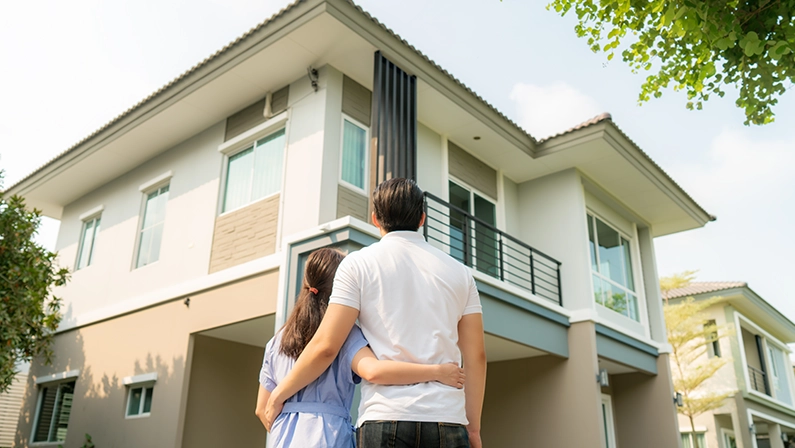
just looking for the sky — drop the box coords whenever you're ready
[1,0,793,321]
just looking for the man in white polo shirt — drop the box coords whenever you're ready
[264,178,486,448]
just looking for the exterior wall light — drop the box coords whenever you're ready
[597,369,609,387]
[673,392,683,407]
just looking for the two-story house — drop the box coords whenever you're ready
[5,1,714,447]
[667,282,795,448]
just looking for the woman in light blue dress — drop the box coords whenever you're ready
[255,248,465,448]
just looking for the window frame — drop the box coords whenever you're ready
[601,394,617,448]
[218,126,288,216]
[133,181,171,270]
[30,378,77,445]
[75,214,101,270]
[587,210,641,321]
[448,177,499,271]
[705,319,721,358]
[680,431,706,448]
[735,311,795,409]
[125,382,155,419]
[338,114,370,195]
[720,428,736,448]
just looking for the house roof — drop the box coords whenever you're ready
[3,0,537,196]
[664,281,748,299]
[2,0,713,233]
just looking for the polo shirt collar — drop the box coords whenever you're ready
[380,230,424,241]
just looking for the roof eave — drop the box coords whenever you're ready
[538,118,714,234]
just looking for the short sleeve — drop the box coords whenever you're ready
[338,325,369,385]
[462,273,482,315]
[329,255,362,311]
[258,338,278,392]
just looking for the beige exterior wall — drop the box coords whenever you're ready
[612,354,681,448]
[447,140,497,200]
[336,185,368,222]
[209,194,280,273]
[15,271,278,448]
[481,322,604,447]
[181,336,266,448]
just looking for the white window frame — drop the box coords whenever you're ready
[338,114,370,195]
[75,208,102,270]
[133,180,171,270]
[735,311,795,409]
[721,428,736,448]
[680,431,707,448]
[448,177,500,269]
[217,126,288,216]
[587,210,642,322]
[601,394,617,448]
[123,372,157,419]
[30,374,78,445]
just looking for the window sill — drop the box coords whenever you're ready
[125,412,152,420]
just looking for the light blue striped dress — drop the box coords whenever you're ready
[259,326,369,448]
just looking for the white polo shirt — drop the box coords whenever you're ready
[329,230,482,426]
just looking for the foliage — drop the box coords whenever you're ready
[548,0,795,125]
[0,172,69,393]
[660,270,698,301]
[662,272,734,448]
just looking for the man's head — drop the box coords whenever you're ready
[372,178,425,233]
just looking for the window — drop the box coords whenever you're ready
[136,184,169,268]
[706,320,721,358]
[75,216,101,270]
[448,180,498,277]
[722,429,737,448]
[588,213,639,321]
[601,395,617,448]
[223,128,286,213]
[32,380,75,443]
[767,344,793,405]
[680,432,705,448]
[340,117,368,191]
[126,384,154,418]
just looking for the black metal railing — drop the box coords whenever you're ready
[748,365,770,395]
[422,192,563,306]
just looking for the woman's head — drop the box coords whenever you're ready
[279,247,345,359]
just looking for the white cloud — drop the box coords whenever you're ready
[655,129,795,319]
[509,82,603,139]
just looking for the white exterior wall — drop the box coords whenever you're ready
[52,68,339,330]
[416,122,444,198]
[516,169,592,311]
[280,65,339,239]
[54,122,225,324]
[502,176,520,236]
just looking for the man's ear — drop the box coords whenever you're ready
[371,212,380,229]
[418,212,426,229]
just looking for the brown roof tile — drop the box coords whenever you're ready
[664,281,747,299]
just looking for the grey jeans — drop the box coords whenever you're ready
[357,421,469,448]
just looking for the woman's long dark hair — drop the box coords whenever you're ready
[279,247,345,359]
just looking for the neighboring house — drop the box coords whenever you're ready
[0,367,28,448]
[666,282,795,448]
[3,1,713,447]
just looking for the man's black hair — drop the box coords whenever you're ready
[372,178,424,233]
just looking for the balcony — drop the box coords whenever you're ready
[748,365,770,395]
[422,192,563,306]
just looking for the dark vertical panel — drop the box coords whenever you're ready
[371,51,417,185]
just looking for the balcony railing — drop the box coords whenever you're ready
[748,365,770,395]
[422,192,563,306]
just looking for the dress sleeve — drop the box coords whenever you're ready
[328,256,362,311]
[462,272,483,315]
[259,338,278,392]
[339,325,369,385]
